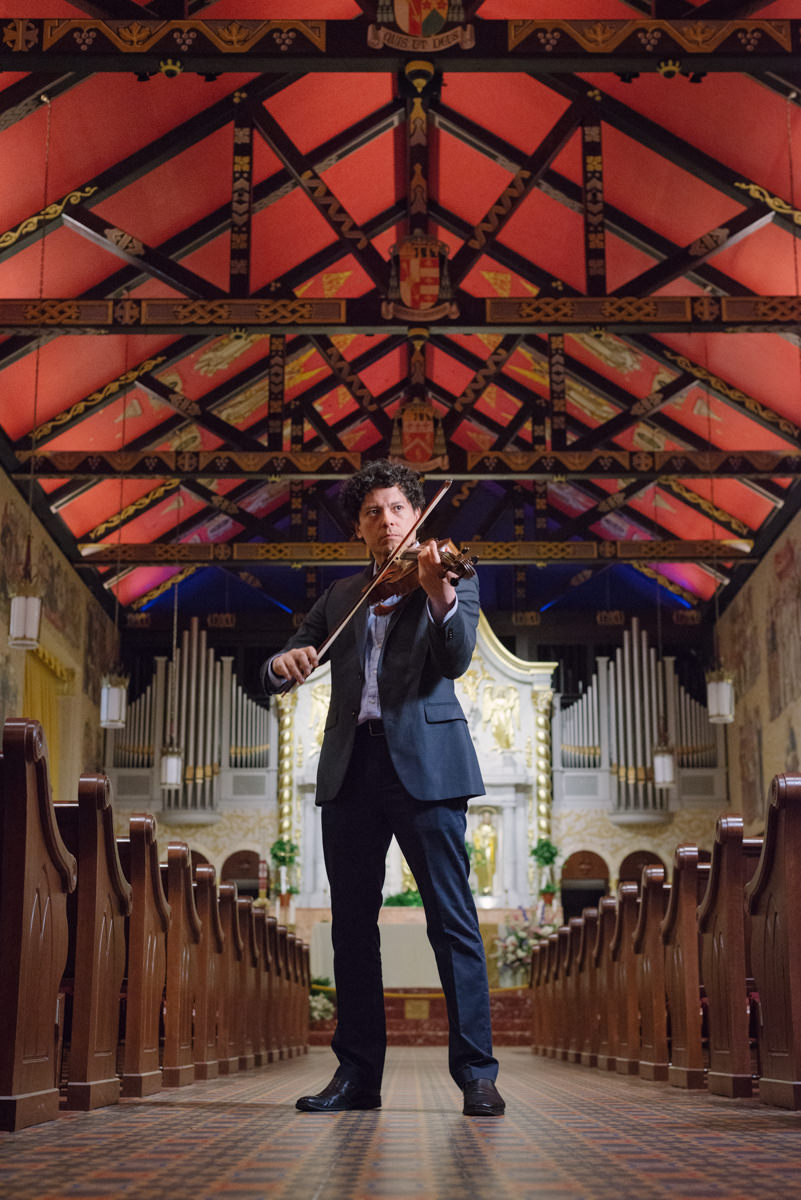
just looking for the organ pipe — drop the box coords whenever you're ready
[559,618,718,808]
[110,618,270,809]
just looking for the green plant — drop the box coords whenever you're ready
[384,889,423,906]
[539,881,558,895]
[269,837,299,867]
[530,837,559,867]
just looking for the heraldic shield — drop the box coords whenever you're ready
[399,235,440,311]
[394,1,449,37]
[383,232,458,322]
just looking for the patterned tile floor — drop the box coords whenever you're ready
[2,1048,801,1200]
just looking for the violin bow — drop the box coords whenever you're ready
[297,478,453,679]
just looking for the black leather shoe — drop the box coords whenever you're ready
[462,1078,505,1116]
[296,1076,381,1112]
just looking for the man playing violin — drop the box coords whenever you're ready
[263,459,503,1117]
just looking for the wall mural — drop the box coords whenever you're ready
[719,519,801,828]
[0,651,20,730]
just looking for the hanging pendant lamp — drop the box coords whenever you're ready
[8,536,42,650]
[100,671,129,729]
[706,666,735,724]
[159,577,184,790]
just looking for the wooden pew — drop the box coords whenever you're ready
[576,907,600,1068]
[0,719,77,1131]
[539,933,559,1058]
[662,845,710,1089]
[276,924,291,1059]
[551,926,571,1060]
[300,941,311,1053]
[611,882,640,1076]
[634,865,670,1082]
[594,896,618,1071]
[529,942,545,1055]
[564,918,585,1063]
[117,814,171,1098]
[253,906,271,1067]
[217,882,243,1074]
[54,772,132,1111]
[193,863,224,1081]
[266,915,281,1062]
[698,815,762,1098]
[289,932,305,1058]
[745,774,801,1109]
[237,896,259,1071]
[161,841,202,1087]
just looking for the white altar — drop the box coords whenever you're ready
[310,918,440,987]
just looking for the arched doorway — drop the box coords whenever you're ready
[220,849,261,899]
[560,850,610,921]
[618,849,665,889]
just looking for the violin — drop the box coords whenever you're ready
[367,539,478,614]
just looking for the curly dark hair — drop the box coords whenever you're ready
[339,459,425,527]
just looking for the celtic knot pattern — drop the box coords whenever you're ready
[23,301,80,322]
[599,298,657,320]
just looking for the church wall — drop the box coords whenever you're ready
[716,504,801,833]
[550,805,726,892]
[0,468,117,802]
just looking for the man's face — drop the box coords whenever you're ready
[354,486,421,565]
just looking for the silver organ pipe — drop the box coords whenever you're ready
[111,617,270,810]
[559,617,718,809]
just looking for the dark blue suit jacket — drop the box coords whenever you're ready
[264,568,485,805]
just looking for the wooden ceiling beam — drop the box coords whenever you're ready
[306,336,393,440]
[569,373,696,452]
[3,291,800,334]
[435,103,763,302]
[0,104,403,376]
[250,105,389,290]
[449,102,584,285]
[3,18,799,76]
[0,74,296,267]
[62,206,227,299]
[20,447,801,482]
[74,537,755,567]
[0,74,81,133]
[617,205,775,297]
[542,73,801,240]
[429,202,801,450]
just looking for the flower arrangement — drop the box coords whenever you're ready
[309,976,336,1024]
[309,992,335,1023]
[493,907,556,971]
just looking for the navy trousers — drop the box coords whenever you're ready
[320,722,498,1091]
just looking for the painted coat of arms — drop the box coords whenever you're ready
[383,232,458,321]
[389,395,449,472]
[369,2,475,51]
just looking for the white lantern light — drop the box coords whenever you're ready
[652,737,675,788]
[100,673,129,729]
[706,668,735,724]
[159,744,184,790]
[8,589,42,649]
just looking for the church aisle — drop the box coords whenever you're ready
[1,1047,799,1199]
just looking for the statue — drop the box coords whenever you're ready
[473,808,498,896]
